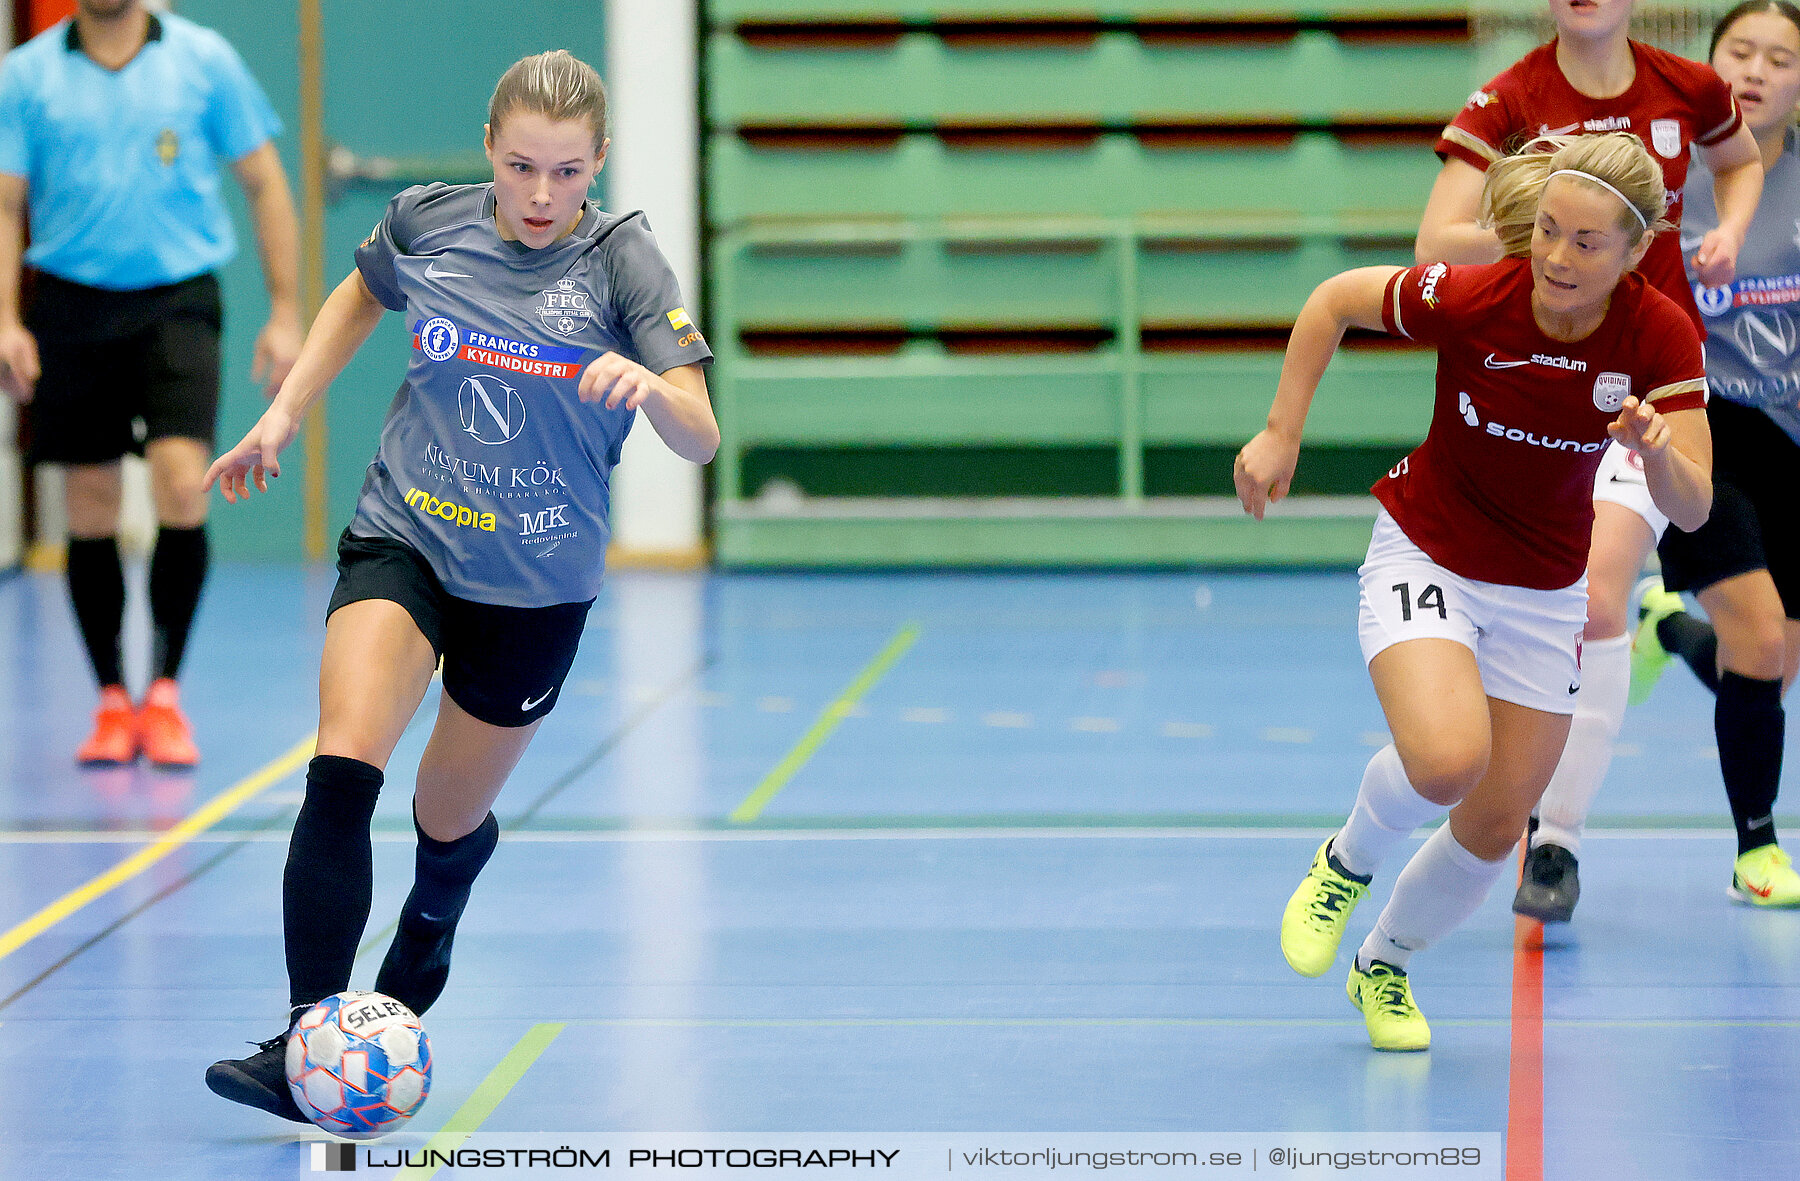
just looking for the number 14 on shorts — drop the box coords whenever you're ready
[1392,582,1448,622]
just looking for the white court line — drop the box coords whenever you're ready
[0,826,1744,845]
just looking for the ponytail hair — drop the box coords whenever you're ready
[488,50,608,152]
[1481,132,1669,257]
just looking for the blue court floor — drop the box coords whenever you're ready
[0,565,1796,1180]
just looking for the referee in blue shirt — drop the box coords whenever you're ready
[0,0,300,768]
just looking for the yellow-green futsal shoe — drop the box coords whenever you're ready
[1281,839,1370,977]
[1347,959,1431,1052]
[1730,845,1800,907]
[1628,577,1685,707]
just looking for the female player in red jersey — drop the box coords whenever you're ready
[1546,1,1800,910]
[1413,0,1763,921]
[1238,133,1712,1051]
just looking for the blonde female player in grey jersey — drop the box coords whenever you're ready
[200,50,719,1124]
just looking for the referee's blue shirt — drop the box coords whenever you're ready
[0,13,282,291]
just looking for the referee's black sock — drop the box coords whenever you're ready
[149,525,208,681]
[65,536,125,688]
[284,756,384,1014]
[374,809,500,1016]
[1656,610,1721,695]
[1716,672,1784,855]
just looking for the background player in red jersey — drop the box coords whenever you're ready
[1413,0,1763,921]
[1237,133,1712,1051]
[1549,1,1800,910]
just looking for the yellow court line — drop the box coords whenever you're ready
[396,1022,566,1181]
[729,623,921,824]
[0,733,316,963]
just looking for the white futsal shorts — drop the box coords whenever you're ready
[1357,511,1589,715]
[1591,440,1670,539]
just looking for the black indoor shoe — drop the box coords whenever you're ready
[205,1034,310,1124]
[1513,843,1581,924]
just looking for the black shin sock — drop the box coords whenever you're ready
[1716,672,1785,855]
[65,536,125,688]
[374,810,500,1015]
[149,525,208,680]
[284,756,384,1014]
[1657,611,1721,694]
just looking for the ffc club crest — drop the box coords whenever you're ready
[536,278,594,336]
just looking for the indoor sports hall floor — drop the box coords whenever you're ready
[0,564,1796,1179]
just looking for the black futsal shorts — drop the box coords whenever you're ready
[25,271,222,464]
[326,530,594,727]
[1657,399,1800,619]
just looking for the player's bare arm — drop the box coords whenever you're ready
[0,172,38,402]
[1235,266,1402,519]
[1692,121,1764,287]
[231,141,304,398]
[206,270,386,501]
[576,355,719,463]
[1416,158,1504,265]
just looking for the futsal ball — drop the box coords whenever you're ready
[285,990,432,1140]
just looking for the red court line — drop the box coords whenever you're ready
[1506,905,1546,1181]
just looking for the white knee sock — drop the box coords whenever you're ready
[1331,744,1445,879]
[1533,634,1630,856]
[1358,822,1511,970]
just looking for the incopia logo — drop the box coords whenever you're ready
[309,1142,356,1171]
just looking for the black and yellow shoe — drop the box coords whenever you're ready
[1280,838,1371,977]
[1347,959,1430,1052]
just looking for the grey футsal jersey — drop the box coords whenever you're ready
[1685,129,1800,446]
[347,183,712,607]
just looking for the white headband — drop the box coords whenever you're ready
[1548,169,1649,230]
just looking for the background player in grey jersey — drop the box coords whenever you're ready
[198,50,719,1124]
[1547,1,1800,908]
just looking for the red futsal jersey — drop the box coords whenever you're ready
[1377,258,1706,590]
[1437,39,1741,332]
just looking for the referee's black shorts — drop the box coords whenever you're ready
[24,271,222,464]
[327,530,594,728]
[1657,398,1800,619]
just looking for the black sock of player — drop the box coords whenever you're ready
[1716,672,1784,855]
[65,536,125,688]
[284,756,384,1013]
[374,809,500,1015]
[1657,610,1721,695]
[149,525,208,680]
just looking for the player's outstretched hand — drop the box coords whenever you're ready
[205,407,300,503]
[1689,226,1742,291]
[577,351,661,411]
[0,321,40,404]
[1608,395,1670,457]
[1234,429,1301,521]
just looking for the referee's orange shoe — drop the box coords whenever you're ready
[77,684,139,766]
[139,678,199,769]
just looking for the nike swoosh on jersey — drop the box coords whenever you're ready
[522,690,553,710]
[1484,353,1530,369]
[425,260,473,280]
